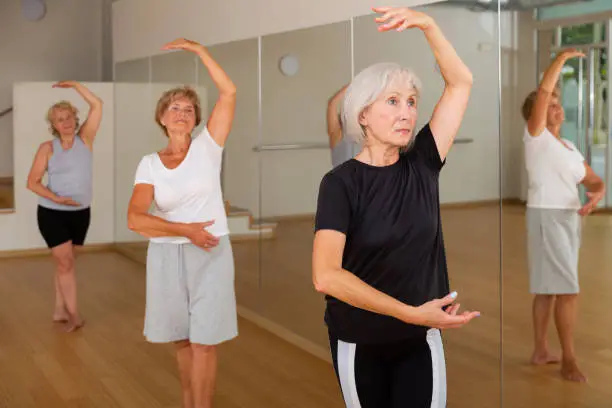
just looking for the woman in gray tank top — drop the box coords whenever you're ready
[327,84,360,167]
[26,81,103,333]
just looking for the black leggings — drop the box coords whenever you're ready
[329,329,446,408]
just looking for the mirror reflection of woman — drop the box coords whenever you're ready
[327,84,360,167]
[522,48,605,383]
[127,38,237,408]
[27,81,103,333]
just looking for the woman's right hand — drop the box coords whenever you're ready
[54,196,81,206]
[410,292,480,329]
[186,220,220,251]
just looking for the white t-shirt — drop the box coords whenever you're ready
[523,126,586,210]
[134,126,229,243]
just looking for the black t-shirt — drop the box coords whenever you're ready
[314,123,449,344]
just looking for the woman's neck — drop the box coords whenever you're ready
[166,132,191,153]
[58,134,75,148]
[356,143,400,166]
[548,124,561,139]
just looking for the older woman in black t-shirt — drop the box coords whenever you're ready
[312,7,479,407]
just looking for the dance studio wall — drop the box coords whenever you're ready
[0,82,115,251]
[112,0,441,63]
[0,0,108,179]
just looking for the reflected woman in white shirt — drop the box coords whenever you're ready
[127,38,237,408]
[522,48,605,383]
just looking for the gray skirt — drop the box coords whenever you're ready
[526,208,582,294]
[144,235,238,345]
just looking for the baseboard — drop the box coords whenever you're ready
[236,305,332,364]
[440,198,525,209]
[259,213,315,223]
[0,243,115,259]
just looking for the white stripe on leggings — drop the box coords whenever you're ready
[426,328,447,408]
[337,340,362,408]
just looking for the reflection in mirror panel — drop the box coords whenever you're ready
[199,38,264,314]
[257,20,352,350]
[504,1,612,407]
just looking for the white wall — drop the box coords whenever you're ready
[112,0,441,63]
[0,0,106,178]
[0,82,114,251]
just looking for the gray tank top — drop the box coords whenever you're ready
[39,136,93,211]
[331,138,360,168]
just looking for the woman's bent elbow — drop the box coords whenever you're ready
[127,212,139,232]
[313,269,330,294]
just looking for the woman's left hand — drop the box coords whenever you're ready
[162,38,204,54]
[579,191,604,216]
[373,7,434,32]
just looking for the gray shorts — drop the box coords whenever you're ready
[526,208,582,294]
[144,235,238,345]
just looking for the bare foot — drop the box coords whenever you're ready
[561,360,587,383]
[531,351,561,365]
[52,315,69,323]
[63,317,85,333]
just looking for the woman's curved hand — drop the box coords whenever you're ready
[162,38,204,54]
[557,48,586,61]
[373,6,434,32]
[410,292,480,330]
[186,220,220,251]
[579,191,604,215]
[54,196,81,206]
[52,81,78,89]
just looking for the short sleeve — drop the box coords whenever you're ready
[193,125,223,169]
[134,155,154,185]
[409,123,445,172]
[314,173,352,235]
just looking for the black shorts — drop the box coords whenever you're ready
[37,205,91,249]
[329,329,446,408]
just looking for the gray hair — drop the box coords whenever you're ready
[341,62,422,144]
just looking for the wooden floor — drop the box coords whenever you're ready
[1,204,611,407]
[0,252,342,408]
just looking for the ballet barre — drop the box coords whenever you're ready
[252,138,474,152]
[253,143,329,152]
[0,106,13,119]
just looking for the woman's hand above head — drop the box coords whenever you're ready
[373,6,434,32]
[52,80,103,148]
[556,48,586,62]
[52,81,79,89]
[162,38,205,54]
[374,6,472,162]
[161,38,237,148]
[408,292,480,330]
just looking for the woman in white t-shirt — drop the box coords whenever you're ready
[522,48,605,383]
[127,38,237,408]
